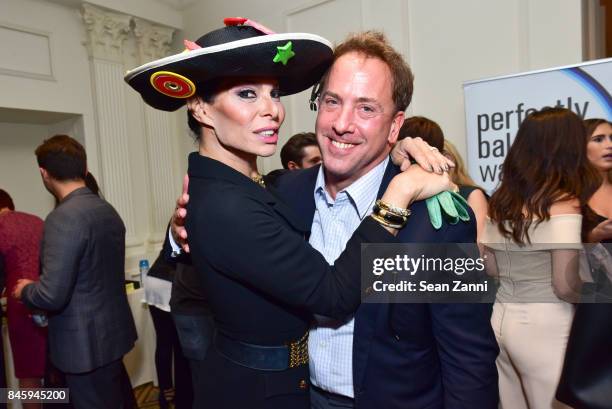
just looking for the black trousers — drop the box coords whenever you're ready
[149,305,193,409]
[172,312,214,409]
[65,359,134,409]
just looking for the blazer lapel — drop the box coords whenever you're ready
[354,158,399,391]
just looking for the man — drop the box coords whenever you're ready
[281,132,322,170]
[13,135,137,409]
[173,31,498,409]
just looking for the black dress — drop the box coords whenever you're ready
[556,206,612,408]
[184,153,395,409]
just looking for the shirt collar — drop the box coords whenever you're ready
[314,156,389,219]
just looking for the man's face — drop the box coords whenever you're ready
[315,52,404,187]
[299,145,322,169]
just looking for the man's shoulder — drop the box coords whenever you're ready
[398,199,476,243]
[273,165,319,189]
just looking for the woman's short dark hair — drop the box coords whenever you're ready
[489,107,601,244]
[398,116,444,150]
[0,189,14,211]
[35,135,87,181]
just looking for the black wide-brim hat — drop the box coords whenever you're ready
[125,18,333,111]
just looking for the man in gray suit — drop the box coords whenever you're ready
[13,135,137,409]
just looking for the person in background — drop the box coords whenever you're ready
[280,132,321,170]
[555,117,612,409]
[483,108,600,409]
[0,255,6,409]
[582,118,612,243]
[442,140,488,242]
[143,249,192,409]
[0,189,46,409]
[12,135,137,409]
[398,115,444,151]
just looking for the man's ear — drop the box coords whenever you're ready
[186,96,214,128]
[287,161,300,170]
[388,111,405,145]
[39,167,48,181]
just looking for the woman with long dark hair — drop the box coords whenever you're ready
[483,107,600,409]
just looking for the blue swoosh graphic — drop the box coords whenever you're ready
[562,67,612,118]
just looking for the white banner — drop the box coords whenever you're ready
[463,58,612,194]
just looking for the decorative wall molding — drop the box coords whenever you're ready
[133,18,175,62]
[0,23,55,81]
[81,3,131,62]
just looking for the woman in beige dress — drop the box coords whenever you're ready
[483,107,600,409]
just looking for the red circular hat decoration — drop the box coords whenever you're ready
[150,71,196,99]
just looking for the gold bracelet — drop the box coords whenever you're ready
[371,212,405,229]
[375,200,411,217]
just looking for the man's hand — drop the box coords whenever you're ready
[13,279,34,300]
[391,137,454,173]
[172,174,190,253]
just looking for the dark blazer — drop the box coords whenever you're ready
[275,160,499,409]
[22,187,137,374]
[184,153,395,409]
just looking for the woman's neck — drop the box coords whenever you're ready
[198,134,259,179]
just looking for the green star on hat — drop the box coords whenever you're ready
[273,41,295,65]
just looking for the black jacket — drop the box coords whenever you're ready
[184,153,395,408]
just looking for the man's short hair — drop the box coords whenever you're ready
[399,116,444,150]
[0,189,14,211]
[320,31,414,113]
[35,135,87,181]
[280,132,318,169]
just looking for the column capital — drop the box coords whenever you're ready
[81,3,131,62]
[133,18,176,62]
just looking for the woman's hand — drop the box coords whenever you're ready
[381,164,453,210]
[588,218,612,243]
[390,137,454,173]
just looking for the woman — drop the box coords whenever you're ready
[125,19,450,408]
[0,189,46,409]
[443,140,488,242]
[556,118,612,409]
[582,118,612,243]
[483,108,600,409]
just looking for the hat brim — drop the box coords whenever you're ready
[125,33,333,111]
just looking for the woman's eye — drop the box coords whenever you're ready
[237,89,256,99]
[271,89,281,99]
[592,136,604,143]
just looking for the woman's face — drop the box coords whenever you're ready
[586,122,612,172]
[206,78,285,158]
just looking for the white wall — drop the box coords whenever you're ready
[0,0,101,175]
[0,122,56,219]
[179,0,585,172]
[0,0,186,272]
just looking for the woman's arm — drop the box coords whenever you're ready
[467,189,488,244]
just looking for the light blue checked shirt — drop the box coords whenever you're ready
[308,156,389,398]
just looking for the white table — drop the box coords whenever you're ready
[2,288,157,408]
